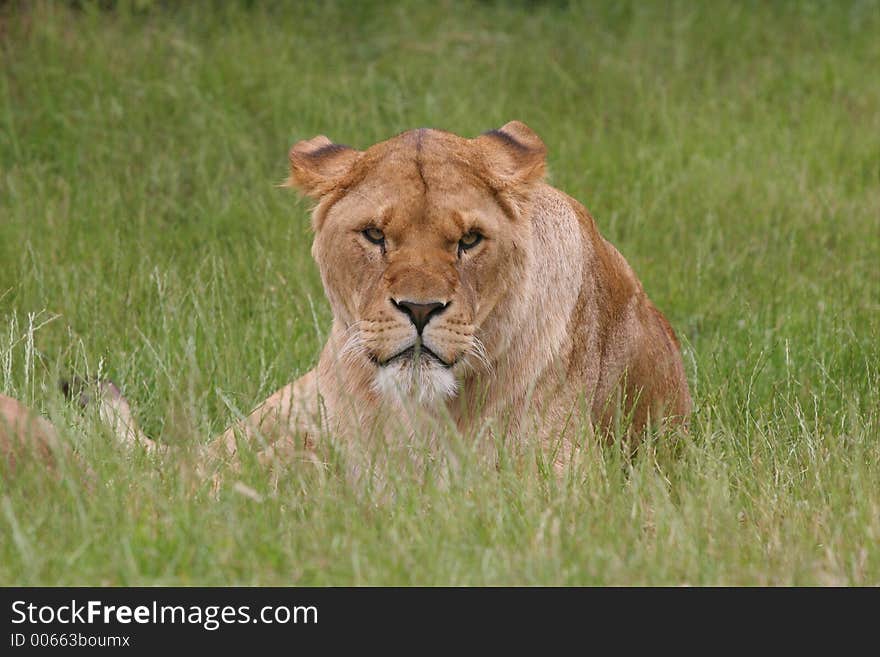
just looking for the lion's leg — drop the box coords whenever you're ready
[202,369,321,468]
[1,368,323,487]
[1,384,167,483]
[48,371,321,483]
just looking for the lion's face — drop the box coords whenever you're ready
[286,122,547,404]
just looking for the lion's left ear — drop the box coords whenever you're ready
[476,120,547,188]
[284,135,361,199]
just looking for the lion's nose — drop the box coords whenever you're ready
[392,299,448,334]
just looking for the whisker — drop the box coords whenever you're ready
[342,320,367,338]
[338,328,368,366]
[469,335,494,376]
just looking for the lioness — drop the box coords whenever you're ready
[2,122,690,475]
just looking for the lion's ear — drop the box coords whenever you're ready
[476,120,547,189]
[284,136,361,198]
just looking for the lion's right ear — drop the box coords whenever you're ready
[474,121,547,218]
[476,121,547,188]
[284,136,361,199]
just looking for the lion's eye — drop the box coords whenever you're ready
[458,232,483,252]
[362,227,385,245]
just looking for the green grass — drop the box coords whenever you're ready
[1,0,879,585]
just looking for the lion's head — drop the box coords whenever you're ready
[286,121,547,404]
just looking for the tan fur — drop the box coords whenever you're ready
[5,122,691,475]
[211,121,691,469]
[0,395,67,473]
[1,387,123,482]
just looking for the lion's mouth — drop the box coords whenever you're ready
[377,341,452,368]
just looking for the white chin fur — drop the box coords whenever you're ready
[372,358,458,405]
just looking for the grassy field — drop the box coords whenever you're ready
[1,0,878,585]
